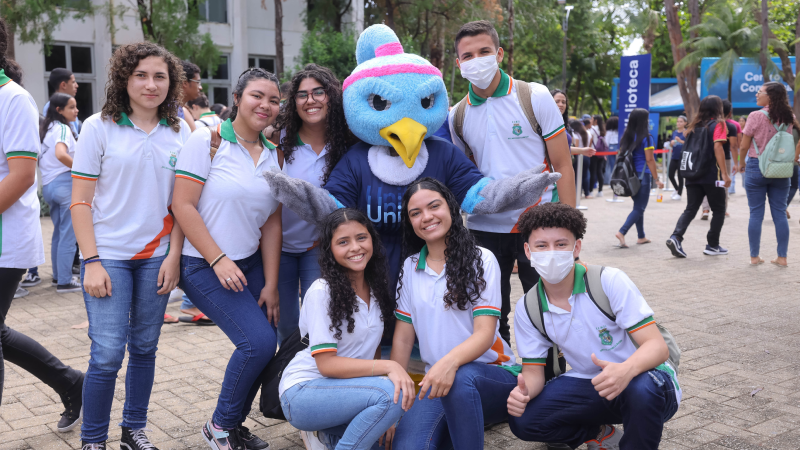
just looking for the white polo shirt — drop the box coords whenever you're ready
[395,246,517,374]
[176,119,281,260]
[0,74,45,269]
[195,112,223,129]
[72,113,191,260]
[448,69,565,233]
[40,122,76,185]
[281,130,328,253]
[279,279,384,396]
[514,264,682,404]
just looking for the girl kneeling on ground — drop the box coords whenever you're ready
[173,68,283,450]
[279,208,413,450]
[390,178,519,450]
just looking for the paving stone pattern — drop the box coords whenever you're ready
[3,180,800,449]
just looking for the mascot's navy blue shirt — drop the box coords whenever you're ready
[325,136,484,290]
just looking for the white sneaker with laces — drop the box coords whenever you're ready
[56,278,83,294]
[586,425,623,450]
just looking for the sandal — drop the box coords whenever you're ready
[750,258,765,266]
[770,260,788,268]
[179,314,216,326]
[164,314,179,324]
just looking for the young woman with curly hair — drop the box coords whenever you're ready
[70,42,191,450]
[279,208,413,450]
[272,64,354,344]
[390,178,519,450]
[172,68,283,450]
[739,82,800,267]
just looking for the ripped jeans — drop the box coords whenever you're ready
[509,369,679,450]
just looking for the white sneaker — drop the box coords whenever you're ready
[586,425,623,450]
[168,288,185,302]
[14,286,29,298]
[597,191,604,198]
[56,278,82,294]
[300,431,326,450]
[671,193,681,201]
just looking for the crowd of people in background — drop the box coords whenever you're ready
[1,13,799,450]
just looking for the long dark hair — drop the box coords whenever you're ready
[230,68,280,121]
[605,116,618,133]
[276,64,353,186]
[398,178,486,311]
[0,18,23,85]
[686,96,722,136]
[318,208,393,340]
[619,108,650,155]
[570,119,589,148]
[763,82,794,126]
[551,89,570,134]
[593,115,606,137]
[40,93,73,143]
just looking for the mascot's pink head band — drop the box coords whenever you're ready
[343,65,443,91]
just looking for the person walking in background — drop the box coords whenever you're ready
[738,82,800,268]
[179,59,201,132]
[0,16,86,435]
[614,108,663,248]
[666,96,730,259]
[668,115,686,200]
[551,89,595,159]
[700,100,737,219]
[723,101,742,195]
[571,119,593,199]
[188,93,223,129]
[588,114,606,198]
[604,116,619,182]
[44,68,82,135]
[40,93,82,293]
[273,64,353,344]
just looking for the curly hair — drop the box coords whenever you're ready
[0,18,23,85]
[275,64,354,186]
[318,208,394,340]
[763,82,794,126]
[398,178,486,311]
[517,202,587,242]
[101,42,184,132]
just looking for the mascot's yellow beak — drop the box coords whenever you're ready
[379,118,428,168]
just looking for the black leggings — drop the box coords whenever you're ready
[0,268,82,405]
[589,156,605,193]
[668,159,684,196]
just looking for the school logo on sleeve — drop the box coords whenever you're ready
[512,121,523,136]
[597,327,613,346]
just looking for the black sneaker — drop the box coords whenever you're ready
[120,426,160,450]
[238,425,269,450]
[20,272,41,287]
[57,373,84,432]
[56,278,82,294]
[666,236,687,258]
[81,442,106,450]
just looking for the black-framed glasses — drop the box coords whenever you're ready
[295,88,326,103]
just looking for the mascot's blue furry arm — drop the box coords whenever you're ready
[263,24,560,227]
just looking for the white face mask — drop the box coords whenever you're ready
[528,242,577,284]
[459,53,499,90]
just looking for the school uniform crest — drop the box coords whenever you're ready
[597,327,613,345]
[169,152,177,167]
[512,121,523,136]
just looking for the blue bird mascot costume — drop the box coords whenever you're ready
[263,24,560,291]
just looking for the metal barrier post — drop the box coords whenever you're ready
[663,149,675,192]
[575,156,588,210]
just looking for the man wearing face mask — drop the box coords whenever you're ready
[506,203,681,449]
[448,20,575,349]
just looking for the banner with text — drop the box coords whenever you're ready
[618,54,652,137]
[701,57,795,107]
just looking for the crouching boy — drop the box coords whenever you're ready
[507,203,680,449]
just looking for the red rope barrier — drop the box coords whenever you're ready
[593,149,669,156]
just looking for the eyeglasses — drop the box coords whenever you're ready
[188,78,202,85]
[295,88,326,103]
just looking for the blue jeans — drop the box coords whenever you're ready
[179,251,277,428]
[619,176,651,239]
[180,293,195,311]
[277,247,321,344]
[787,164,799,205]
[604,145,618,181]
[392,362,517,450]
[744,158,790,258]
[43,172,77,285]
[281,376,405,450]
[81,256,169,443]
[509,370,679,449]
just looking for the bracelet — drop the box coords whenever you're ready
[372,360,376,377]
[210,253,226,268]
[69,202,92,210]
[84,259,102,265]
[83,255,99,261]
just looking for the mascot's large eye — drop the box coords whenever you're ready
[369,94,392,111]
[421,94,435,109]
[368,94,391,111]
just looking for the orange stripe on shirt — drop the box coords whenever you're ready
[7,155,37,161]
[131,212,174,260]
[543,127,566,141]
[175,174,205,185]
[310,348,338,356]
[628,321,656,334]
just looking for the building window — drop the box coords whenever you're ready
[199,0,227,23]
[202,54,230,106]
[44,43,94,122]
[248,56,276,74]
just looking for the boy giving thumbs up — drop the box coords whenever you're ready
[506,203,681,449]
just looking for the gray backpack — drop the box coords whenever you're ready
[753,110,796,179]
[523,265,681,377]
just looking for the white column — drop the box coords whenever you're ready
[230,0,248,92]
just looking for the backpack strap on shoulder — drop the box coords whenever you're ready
[524,283,562,377]
[209,124,222,161]
[452,95,473,158]
[514,79,553,173]
[585,265,616,321]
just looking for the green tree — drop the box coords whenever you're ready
[293,21,358,83]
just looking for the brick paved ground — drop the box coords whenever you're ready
[4,177,800,449]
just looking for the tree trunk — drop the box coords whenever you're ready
[275,0,284,78]
[137,0,157,41]
[754,7,795,92]
[759,0,769,81]
[642,13,656,53]
[687,0,700,104]
[507,0,514,78]
[728,74,732,102]
[591,90,607,120]
[385,0,395,31]
[574,69,582,117]
[4,0,16,60]
[665,0,699,119]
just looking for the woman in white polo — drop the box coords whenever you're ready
[172,68,283,450]
[70,42,189,449]
[390,178,519,450]
[273,63,354,344]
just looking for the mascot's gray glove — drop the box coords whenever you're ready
[463,165,562,215]
[262,170,339,227]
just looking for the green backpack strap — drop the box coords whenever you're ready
[524,283,562,377]
[452,95,473,158]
